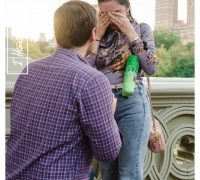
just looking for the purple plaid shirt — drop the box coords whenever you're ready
[6,48,122,180]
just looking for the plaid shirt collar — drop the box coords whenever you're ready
[52,47,90,65]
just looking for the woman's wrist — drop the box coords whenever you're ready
[95,35,102,41]
[90,40,101,55]
[127,33,139,43]
[125,27,139,43]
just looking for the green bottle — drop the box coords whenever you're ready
[122,55,139,97]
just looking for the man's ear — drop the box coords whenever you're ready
[91,27,96,42]
[85,27,97,56]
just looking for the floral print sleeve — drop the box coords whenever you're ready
[85,22,159,84]
[130,23,159,75]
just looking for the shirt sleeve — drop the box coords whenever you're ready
[78,73,122,162]
[130,23,159,75]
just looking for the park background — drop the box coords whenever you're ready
[2,0,199,179]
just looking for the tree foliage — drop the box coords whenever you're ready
[7,38,55,60]
[153,29,194,77]
[154,28,181,50]
[169,43,194,77]
[7,29,194,77]
[154,45,172,77]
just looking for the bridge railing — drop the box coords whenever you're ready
[5,77,194,180]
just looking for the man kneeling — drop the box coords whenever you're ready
[6,1,122,179]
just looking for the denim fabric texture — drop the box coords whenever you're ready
[100,82,151,180]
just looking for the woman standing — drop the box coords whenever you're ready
[87,0,159,179]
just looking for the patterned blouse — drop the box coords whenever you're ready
[86,20,159,85]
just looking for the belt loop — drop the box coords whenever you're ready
[115,84,119,90]
[111,83,123,90]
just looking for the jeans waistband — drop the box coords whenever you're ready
[111,80,141,90]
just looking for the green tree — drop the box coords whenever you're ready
[185,42,195,61]
[153,28,194,77]
[169,43,194,77]
[170,58,194,77]
[168,44,188,62]
[7,38,55,60]
[155,45,173,77]
[36,41,54,57]
[155,42,194,77]
[22,39,43,60]
[154,28,181,50]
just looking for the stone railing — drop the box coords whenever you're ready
[5,77,194,180]
[143,78,194,180]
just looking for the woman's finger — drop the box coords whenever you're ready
[104,18,110,28]
[110,11,127,18]
[110,12,128,24]
[102,15,110,26]
[109,13,121,26]
[98,12,107,21]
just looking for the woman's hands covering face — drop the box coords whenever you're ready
[108,12,134,36]
[109,11,139,42]
[96,11,138,42]
[96,13,110,40]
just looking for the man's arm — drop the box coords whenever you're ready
[78,73,122,162]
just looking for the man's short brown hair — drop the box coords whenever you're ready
[54,1,97,48]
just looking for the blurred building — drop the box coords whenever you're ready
[155,0,194,44]
[38,32,46,42]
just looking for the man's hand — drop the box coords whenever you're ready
[96,13,110,40]
[112,93,117,114]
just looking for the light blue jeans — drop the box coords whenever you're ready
[100,82,151,180]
